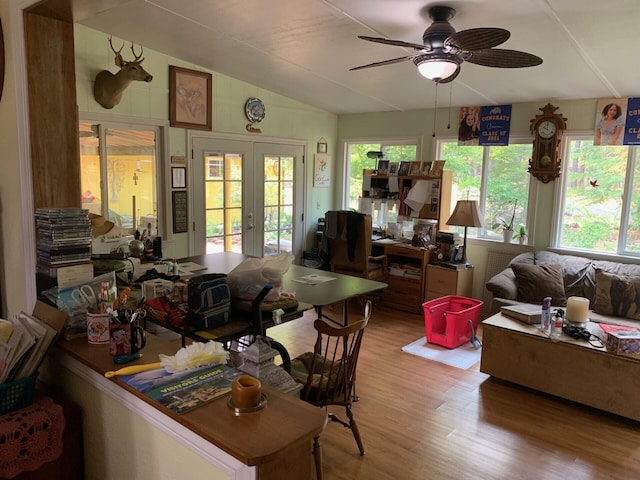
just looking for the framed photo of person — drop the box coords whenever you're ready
[377,160,390,175]
[388,162,399,175]
[408,161,421,176]
[421,161,433,176]
[430,160,446,177]
[398,161,411,176]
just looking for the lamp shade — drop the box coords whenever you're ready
[413,54,460,82]
[446,200,483,228]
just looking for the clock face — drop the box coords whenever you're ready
[538,120,557,139]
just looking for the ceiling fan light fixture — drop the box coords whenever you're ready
[414,54,460,81]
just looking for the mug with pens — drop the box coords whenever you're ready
[109,299,147,361]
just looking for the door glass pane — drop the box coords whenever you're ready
[628,152,640,253]
[204,153,243,254]
[264,155,293,255]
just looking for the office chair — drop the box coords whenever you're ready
[325,211,386,282]
[290,300,371,480]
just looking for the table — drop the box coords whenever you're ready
[480,313,640,421]
[181,252,388,325]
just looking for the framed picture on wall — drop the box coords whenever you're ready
[169,66,212,131]
[171,166,187,189]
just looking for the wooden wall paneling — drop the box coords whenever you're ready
[24,11,80,209]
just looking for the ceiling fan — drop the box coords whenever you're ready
[350,5,542,83]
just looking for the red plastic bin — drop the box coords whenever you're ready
[422,295,483,349]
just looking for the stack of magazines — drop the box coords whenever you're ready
[35,208,92,278]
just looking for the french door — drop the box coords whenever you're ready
[191,137,305,258]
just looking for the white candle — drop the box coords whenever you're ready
[566,296,590,322]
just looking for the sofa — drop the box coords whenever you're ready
[485,250,640,328]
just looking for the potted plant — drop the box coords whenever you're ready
[493,200,517,242]
[513,224,527,244]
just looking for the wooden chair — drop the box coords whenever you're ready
[325,211,386,282]
[291,301,371,480]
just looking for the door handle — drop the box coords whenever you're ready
[247,224,255,230]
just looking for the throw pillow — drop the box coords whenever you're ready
[511,263,567,306]
[593,270,640,320]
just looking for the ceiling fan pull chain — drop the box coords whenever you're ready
[432,83,439,138]
[447,83,453,130]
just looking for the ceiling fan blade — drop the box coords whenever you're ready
[445,28,510,52]
[350,55,416,71]
[466,49,543,68]
[358,35,428,52]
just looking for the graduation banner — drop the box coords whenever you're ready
[478,105,512,146]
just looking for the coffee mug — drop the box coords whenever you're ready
[87,312,110,344]
[109,318,146,357]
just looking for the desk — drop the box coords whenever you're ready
[181,252,387,325]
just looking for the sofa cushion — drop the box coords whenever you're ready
[593,270,640,320]
[511,263,567,306]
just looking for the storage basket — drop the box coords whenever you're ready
[423,296,483,349]
[0,374,38,416]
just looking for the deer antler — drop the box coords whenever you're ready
[108,35,124,55]
[130,43,144,63]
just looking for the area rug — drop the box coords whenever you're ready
[401,338,482,370]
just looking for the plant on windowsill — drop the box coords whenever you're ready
[492,200,517,242]
[512,224,527,244]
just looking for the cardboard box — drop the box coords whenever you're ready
[605,330,640,358]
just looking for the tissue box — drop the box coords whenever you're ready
[142,279,175,300]
[605,330,640,358]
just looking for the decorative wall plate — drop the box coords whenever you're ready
[245,97,265,123]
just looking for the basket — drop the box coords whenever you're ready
[0,374,38,416]
[423,296,483,349]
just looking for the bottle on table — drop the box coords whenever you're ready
[541,296,552,336]
[550,308,564,342]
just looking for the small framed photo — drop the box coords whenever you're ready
[388,162,399,175]
[430,160,446,177]
[408,161,421,176]
[377,160,390,175]
[421,161,433,176]
[169,65,212,131]
[317,141,328,154]
[398,161,411,176]
[171,166,187,189]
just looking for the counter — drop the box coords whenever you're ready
[43,332,326,480]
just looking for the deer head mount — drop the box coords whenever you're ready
[93,36,153,109]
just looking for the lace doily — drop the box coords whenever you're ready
[0,396,65,478]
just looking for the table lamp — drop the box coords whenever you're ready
[446,200,483,266]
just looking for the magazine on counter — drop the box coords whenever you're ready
[119,364,244,414]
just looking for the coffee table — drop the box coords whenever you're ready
[480,313,640,421]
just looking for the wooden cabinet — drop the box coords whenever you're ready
[425,264,473,300]
[382,244,430,313]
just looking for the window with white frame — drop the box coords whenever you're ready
[344,139,420,210]
[79,120,165,237]
[553,134,640,256]
[436,139,534,240]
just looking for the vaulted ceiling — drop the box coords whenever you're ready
[56,0,640,114]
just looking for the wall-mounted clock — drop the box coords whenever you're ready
[245,97,265,123]
[528,103,567,183]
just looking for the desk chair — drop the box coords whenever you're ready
[290,300,371,480]
[325,211,386,282]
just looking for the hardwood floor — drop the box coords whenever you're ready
[266,301,640,480]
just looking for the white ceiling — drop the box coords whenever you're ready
[72,0,640,115]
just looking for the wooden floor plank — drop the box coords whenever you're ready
[264,301,640,480]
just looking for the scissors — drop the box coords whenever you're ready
[121,308,146,324]
[70,285,97,309]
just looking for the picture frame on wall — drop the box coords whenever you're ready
[317,141,328,154]
[169,65,212,131]
[171,166,187,189]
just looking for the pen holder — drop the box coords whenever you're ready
[109,316,146,357]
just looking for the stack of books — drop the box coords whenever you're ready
[35,208,93,282]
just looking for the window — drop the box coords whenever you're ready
[436,139,534,240]
[79,120,165,237]
[554,134,639,256]
[343,139,419,210]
